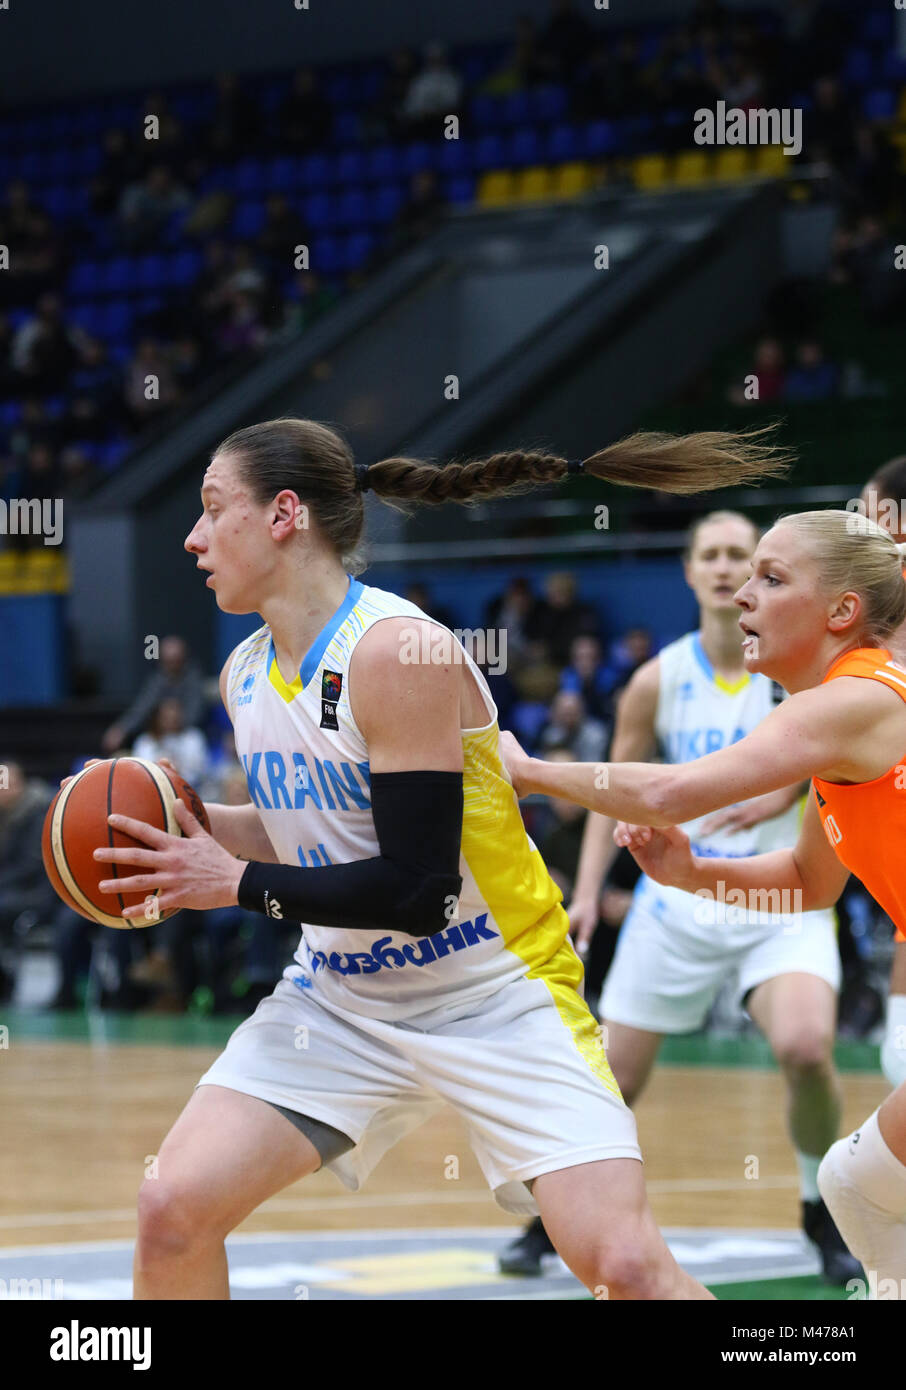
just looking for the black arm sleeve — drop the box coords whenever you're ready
[236,770,463,937]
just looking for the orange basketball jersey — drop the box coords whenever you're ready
[813,647,906,943]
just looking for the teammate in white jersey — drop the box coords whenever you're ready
[500,512,857,1285]
[92,417,788,1300]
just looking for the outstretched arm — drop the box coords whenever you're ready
[615,791,850,914]
[501,678,900,828]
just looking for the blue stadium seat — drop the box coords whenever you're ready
[300,154,332,190]
[333,112,361,146]
[99,302,133,339]
[545,124,580,163]
[583,120,619,156]
[312,235,343,275]
[231,200,267,238]
[365,145,403,182]
[325,73,354,105]
[443,175,475,204]
[473,133,505,170]
[437,139,472,175]
[72,145,103,179]
[67,261,104,297]
[344,230,376,270]
[102,257,133,295]
[336,187,370,228]
[99,438,129,472]
[335,149,367,185]
[843,49,874,86]
[264,155,298,191]
[401,142,432,176]
[302,192,334,230]
[372,184,404,223]
[506,127,541,168]
[0,402,21,428]
[863,88,896,120]
[501,91,531,126]
[235,158,268,196]
[861,10,894,44]
[69,303,105,336]
[135,254,168,291]
[170,249,202,287]
[470,94,505,130]
[528,86,569,124]
[881,51,906,84]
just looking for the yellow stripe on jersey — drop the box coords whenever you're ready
[459,723,622,1100]
[714,671,749,695]
[267,655,304,704]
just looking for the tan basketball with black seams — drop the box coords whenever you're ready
[41,757,210,928]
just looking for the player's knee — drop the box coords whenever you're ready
[136,1177,219,1263]
[771,1027,834,1075]
[592,1240,664,1300]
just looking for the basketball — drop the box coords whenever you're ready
[41,758,211,929]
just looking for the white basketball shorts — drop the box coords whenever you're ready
[198,969,641,1217]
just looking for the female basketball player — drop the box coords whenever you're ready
[499,508,906,1286]
[859,456,906,1091]
[500,511,857,1285]
[91,417,786,1301]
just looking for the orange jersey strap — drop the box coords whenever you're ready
[813,648,906,942]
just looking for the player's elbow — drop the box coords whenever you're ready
[399,869,464,936]
[644,768,689,827]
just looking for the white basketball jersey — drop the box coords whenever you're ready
[653,631,801,859]
[226,577,577,1022]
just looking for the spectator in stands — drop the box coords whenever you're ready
[728,334,786,405]
[11,293,89,394]
[809,76,856,169]
[169,333,205,394]
[283,270,338,334]
[90,129,145,216]
[484,575,540,667]
[0,314,18,398]
[538,689,608,764]
[61,394,107,447]
[389,170,445,252]
[840,122,900,220]
[480,16,548,95]
[559,634,612,723]
[402,42,463,135]
[784,338,839,401]
[0,760,56,1002]
[59,445,101,499]
[70,338,120,412]
[536,0,594,83]
[102,634,207,753]
[278,67,332,152]
[530,571,601,666]
[534,747,589,897]
[403,582,459,632]
[601,626,653,704]
[117,164,192,250]
[207,72,262,157]
[373,47,418,141]
[256,194,308,274]
[132,697,209,789]
[9,397,57,459]
[123,337,181,426]
[222,242,270,303]
[216,290,272,356]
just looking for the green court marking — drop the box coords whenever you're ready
[2,1008,882,1071]
[712,1275,849,1302]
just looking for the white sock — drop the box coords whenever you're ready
[796,1150,822,1202]
[846,1109,906,1216]
[881,996,906,1089]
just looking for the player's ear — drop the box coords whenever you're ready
[271,489,302,537]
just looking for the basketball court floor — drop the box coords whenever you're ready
[0,1010,886,1301]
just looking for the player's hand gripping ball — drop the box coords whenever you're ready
[42,757,211,928]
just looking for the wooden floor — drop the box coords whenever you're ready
[0,1039,889,1247]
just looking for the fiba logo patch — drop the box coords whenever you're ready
[320,668,342,730]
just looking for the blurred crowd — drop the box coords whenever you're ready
[1,0,901,523]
